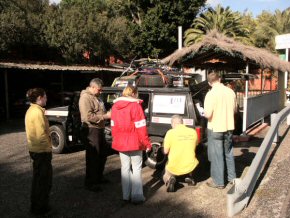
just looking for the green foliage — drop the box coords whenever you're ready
[253,9,290,51]
[184,5,250,46]
[128,0,207,58]
[43,1,109,63]
[0,0,50,59]
[0,1,26,51]
[4,0,289,64]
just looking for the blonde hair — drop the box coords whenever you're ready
[122,85,138,97]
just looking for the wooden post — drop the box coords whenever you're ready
[261,69,264,94]
[4,70,9,120]
[278,70,286,110]
[242,63,249,132]
[60,71,64,105]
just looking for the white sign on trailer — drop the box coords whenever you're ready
[275,34,290,49]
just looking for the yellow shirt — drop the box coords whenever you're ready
[25,103,52,153]
[164,125,199,175]
[204,83,236,132]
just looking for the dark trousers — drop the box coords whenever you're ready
[29,152,52,212]
[83,128,107,186]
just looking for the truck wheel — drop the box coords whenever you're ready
[49,125,66,154]
[145,141,167,169]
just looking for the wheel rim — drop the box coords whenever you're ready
[146,142,166,166]
[50,131,60,149]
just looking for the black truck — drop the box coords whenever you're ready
[45,84,208,168]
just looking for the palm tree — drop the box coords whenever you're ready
[184,5,250,46]
[253,9,290,51]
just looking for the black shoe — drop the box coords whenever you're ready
[185,177,196,186]
[131,198,146,205]
[30,206,51,215]
[166,176,176,192]
[85,184,102,192]
[206,179,225,189]
[120,199,130,206]
[97,178,110,184]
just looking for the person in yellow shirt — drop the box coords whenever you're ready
[204,71,237,189]
[25,88,52,215]
[163,115,199,192]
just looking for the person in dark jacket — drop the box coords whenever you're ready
[25,88,52,215]
[79,78,111,192]
[111,85,151,204]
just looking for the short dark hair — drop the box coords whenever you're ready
[26,88,46,103]
[90,78,103,88]
[207,71,220,84]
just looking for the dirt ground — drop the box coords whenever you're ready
[0,119,289,218]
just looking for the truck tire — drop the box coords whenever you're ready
[145,139,167,169]
[49,125,66,154]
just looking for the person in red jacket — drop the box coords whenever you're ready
[111,85,151,204]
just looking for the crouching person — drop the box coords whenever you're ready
[163,115,199,192]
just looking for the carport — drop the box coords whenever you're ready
[162,30,290,132]
[0,62,123,120]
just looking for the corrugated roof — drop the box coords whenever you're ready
[0,62,124,72]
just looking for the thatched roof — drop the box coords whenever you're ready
[162,30,290,72]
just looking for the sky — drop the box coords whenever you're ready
[50,0,290,17]
[206,0,290,16]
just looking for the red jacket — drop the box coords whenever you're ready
[111,96,151,152]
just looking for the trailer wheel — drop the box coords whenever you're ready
[49,125,66,154]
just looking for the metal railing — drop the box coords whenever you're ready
[227,105,290,217]
[242,91,280,132]
[236,90,276,109]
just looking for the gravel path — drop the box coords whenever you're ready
[0,119,289,218]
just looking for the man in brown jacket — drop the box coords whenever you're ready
[79,78,111,192]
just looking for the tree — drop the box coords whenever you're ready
[240,11,256,45]
[109,0,207,59]
[0,0,26,52]
[0,0,50,59]
[253,9,290,51]
[43,1,110,63]
[184,5,250,46]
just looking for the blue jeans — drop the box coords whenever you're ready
[207,129,236,186]
[119,151,145,202]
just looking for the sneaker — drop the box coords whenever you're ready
[206,179,225,189]
[166,176,176,192]
[228,179,236,185]
[185,177,196,186]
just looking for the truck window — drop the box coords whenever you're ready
[100,92,122,111]
[139,93,150,120]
